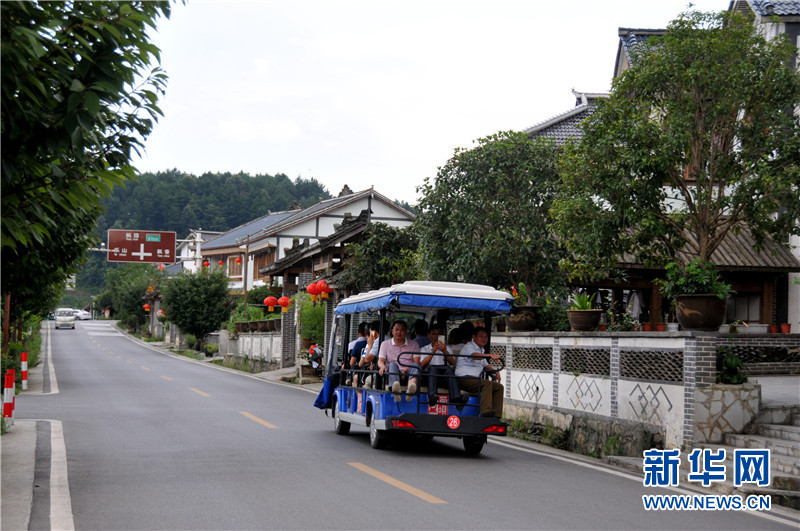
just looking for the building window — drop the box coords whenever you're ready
[726,294,761,323]
[228,257,242,277]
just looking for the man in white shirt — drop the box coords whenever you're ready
[419,324,461,406]
[455,328,503,417]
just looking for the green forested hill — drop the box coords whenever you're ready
[96,169,331,235]
[75,170,331,291]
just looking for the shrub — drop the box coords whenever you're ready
[185,334,197,350]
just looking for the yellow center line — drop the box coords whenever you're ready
[160,375,173,381]
[140,366,151,371]
[348,462,447,504]
[189,387,210,397]
[240,411,278,429]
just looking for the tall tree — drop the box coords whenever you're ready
[416,132,565,294]
[552,10,800,277]
[1,1,172,347]
[161,269,231,347]
[337,223,420,293]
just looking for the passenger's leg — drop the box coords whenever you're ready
[492,381,504,417]
[458,378,493,415]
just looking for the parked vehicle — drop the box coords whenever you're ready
[73,309,91,320]
[54,308,76,330]
[315,281,512,456]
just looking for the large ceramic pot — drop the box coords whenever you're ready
[239,321,250,333]
[257,320,270,332]
[566,309,602,331]
[506,306,538,331]
[676,294,726,331]
[273,318,282,332]
[234,322,243,334]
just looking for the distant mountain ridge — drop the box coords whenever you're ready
[96,169,332,237]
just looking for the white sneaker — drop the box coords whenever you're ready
[392,381,401,401]
[406,381,417,401]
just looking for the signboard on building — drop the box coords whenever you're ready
[107,230,177,264]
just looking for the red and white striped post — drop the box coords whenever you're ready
[3,371,14,426]
[21,351,28,391]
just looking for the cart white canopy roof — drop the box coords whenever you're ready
[334,281,513,315]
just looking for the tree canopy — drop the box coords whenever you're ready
[337,223,420,293]
[96,170,331,235]
[161,269,231,345]
[415,131,565,294]
[1,1,172,337]
[552,10,800,277]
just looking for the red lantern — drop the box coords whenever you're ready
[236,256,242,264]
[158,263,163,272]
[317,279,330,300]
[203,260,210,268]
[143,303,150,312]
[264,296,278,312]
[278,296,291,313]
[306,281,320,302]
[218,260,224,266]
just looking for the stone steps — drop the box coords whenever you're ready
[697,442,799,477]
[724,433,800,459]
[761,423,800,442]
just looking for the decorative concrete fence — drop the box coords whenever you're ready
[227,331,283,365]
[492,331,798,450]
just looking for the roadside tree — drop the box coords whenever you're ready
[416,132,565,294]
[337,223,421,293]
[551,10,800,278]
[161,269,231,349]
[1,1,172,352]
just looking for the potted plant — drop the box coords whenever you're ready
[506,282,538,331]
[566,291,602,331]
[655,259,734,331]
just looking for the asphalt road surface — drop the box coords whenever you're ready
[18,321,797,530]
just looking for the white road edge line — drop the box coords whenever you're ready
[48,419,74,530]
[117,326,318,394]
[44,325,59,395]
[490,438,797,526]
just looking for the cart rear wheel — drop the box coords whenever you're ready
[332,396,350,435]
[463,435,486,456]
[369,416,389,449]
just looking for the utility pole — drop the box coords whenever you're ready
[241,234,250,316]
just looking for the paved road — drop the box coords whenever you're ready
[10,321,798,530]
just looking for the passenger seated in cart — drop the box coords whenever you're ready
[343,321,368,386]
[455,328,504,417]
[419,324,461,405]
[377,320,421,401]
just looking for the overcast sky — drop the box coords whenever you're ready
[133,0,726,203]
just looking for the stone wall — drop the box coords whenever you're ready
[694,383,761,443]
[496,331,797,451]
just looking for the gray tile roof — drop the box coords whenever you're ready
[617,28,665,66]
[202,210,297,251]
[524,91,609,145]
[749,0,800,16]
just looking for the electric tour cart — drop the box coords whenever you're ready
[314,281,511,456]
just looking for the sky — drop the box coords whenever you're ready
[133,0,727,204]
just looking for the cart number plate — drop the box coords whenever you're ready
[428,394,448,415]
[447,416,461,429]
